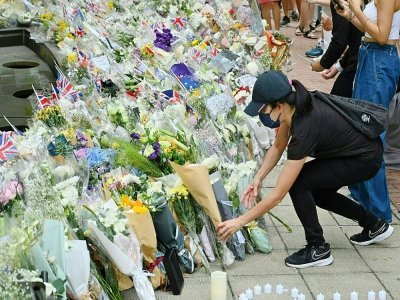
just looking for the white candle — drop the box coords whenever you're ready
[239,293,248,300]
[245,288,253,299]
[264,284,272,294]
[333,292,341,300]
[276,283,284,294]
[316,293,324,300]
[291,287,299,298]
[254,285,261,295]
[210,271,227,300]
[350,291,358,300]
[298,293,306,300]
[378,290,387,300]
[368,290,376,300]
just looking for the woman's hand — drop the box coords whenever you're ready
[241,178,262,209]
[321,65,339,79]
[217,217,245,242]
[335,0,351,18]
[347,0,362,12]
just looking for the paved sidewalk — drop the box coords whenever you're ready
[125,23,400,300]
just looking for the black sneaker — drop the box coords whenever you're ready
[291,11,299,21]
[350,220,394,246]
[280,16,290,27]
[285,243,333,269]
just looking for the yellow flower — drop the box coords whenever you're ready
[192,89,201,97]
[191,40,199,46]
[133,204,148,214]
[111,142,120,149]
[121,194,135,208]
[58,20,68,31]
[67,52,77,64]
[67,33,75,40]
[106,0,114,10]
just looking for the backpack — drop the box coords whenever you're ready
[314,91,388,139]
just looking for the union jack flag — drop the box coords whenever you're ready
[170,16,187,30]
[51,84,59,101]
[208,44,218,58]
[190,48,206,63]
[56,72,83,101]
[36,92,52,109]
[0,132,18,162]
[73,47,87,63]
[76,26,85,37]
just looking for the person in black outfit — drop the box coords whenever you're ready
[311,1,364,97]
[217,71,393,268]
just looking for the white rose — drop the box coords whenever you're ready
[143,144,154,157]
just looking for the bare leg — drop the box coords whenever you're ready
[300,0,310,31]
[272,2,281,30]
[282,0,289,17]
[261,3,273,30]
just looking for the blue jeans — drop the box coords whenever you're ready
[350,42,400,222]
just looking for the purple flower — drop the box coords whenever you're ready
[130,132,141,140]
[153,141,160,150]
[149,152,158,160]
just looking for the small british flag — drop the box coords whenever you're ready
[75,26,85,37]
[190,48,206,63]
[170,16,187,30]
[208,44,218,58]
[56,72,83,101]
[0,132,18,162]
[37,92,52,109]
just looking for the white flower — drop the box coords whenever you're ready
[52,165,75,178]
[60,186,78,206]
[143,144,154,157]
[121,174,141,185]
[113,220,127,235]
[201,154,220,170]
[147,181,163,196]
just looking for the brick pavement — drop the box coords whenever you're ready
[281,21,400,214]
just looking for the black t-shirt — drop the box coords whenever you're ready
[287,93,381,160]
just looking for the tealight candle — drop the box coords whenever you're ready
[276,283,284,294]
[245,288,253,299]
[333,291,341,300]
[239,293,248,300]
[368,290,376,300]
[316,293,324,300]
[254,285,262,296]
[298,293,305,300]
[210,271,226,300]
[264,284,272,294]
[291,287,299,298]
[378,290,387,300]
[350,291,358,300]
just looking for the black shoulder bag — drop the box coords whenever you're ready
[314,91,388,139]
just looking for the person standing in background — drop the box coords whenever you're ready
[259,0,281,31]
[336,0,400,223]
[311,0,365,98]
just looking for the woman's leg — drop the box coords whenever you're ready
[350,44,400,222]
[271,2,281,30]
[261,3,273,30]
[289,153,382,245]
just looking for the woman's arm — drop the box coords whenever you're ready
[348,0,396,45]
[218,157,307,241]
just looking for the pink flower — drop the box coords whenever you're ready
[0,181,22,205]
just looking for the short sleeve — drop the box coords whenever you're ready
[287,120,317,160]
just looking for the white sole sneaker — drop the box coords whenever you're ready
[286,255,333,269]
[351,225,394,246]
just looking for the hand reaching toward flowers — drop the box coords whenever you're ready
[217,217,246,242]
[241,178,262,209]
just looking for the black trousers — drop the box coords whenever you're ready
[288,143,383,245]
[330,68,356,98]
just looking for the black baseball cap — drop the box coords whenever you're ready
[244,70,292,116]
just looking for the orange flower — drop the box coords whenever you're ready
[133,204,148,214]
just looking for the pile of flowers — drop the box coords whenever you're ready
[0,0,292,298]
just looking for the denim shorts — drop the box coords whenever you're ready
[353,42,400,109]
